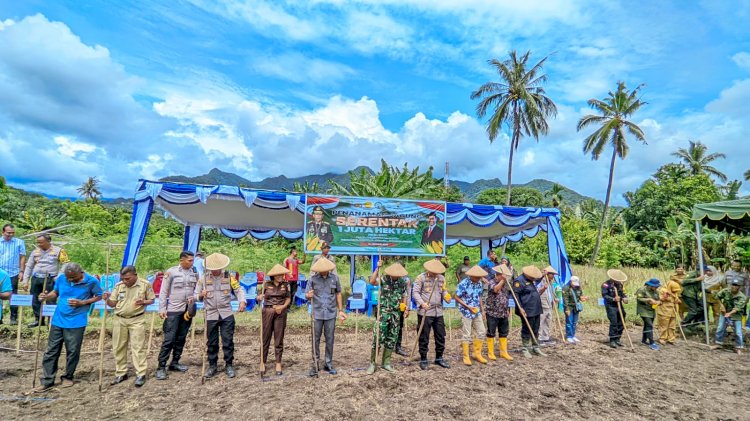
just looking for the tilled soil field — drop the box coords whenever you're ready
[1,322,748,420]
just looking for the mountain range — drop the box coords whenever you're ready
[160,167,594,205]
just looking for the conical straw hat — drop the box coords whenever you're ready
[204,253,230,271]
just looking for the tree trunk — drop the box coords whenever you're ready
[505,105,520,207]
[506,141,515,206]
[589,147,618,266]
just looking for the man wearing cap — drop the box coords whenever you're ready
[310,243,338,277]
[258,264,292,376]
[512,266,545,358]
[34,263,102,392]
[307,206,334,245]
[195,253,246,379]
[22,234,70,328]
[366,260,410,374]
[455,265,488,365]
[536,266,558,343]
[306,257,346,377]
[413,259,452,370]
[155,251,199,380]
[681,266,710,333]
[102,265,155,387]
[562,276,586,343]
[486,264,514,360]
[455,256,472,283]
[712,278,747,353]
[636,279,661,350]
[657,274,682,346]
[602,269,629,348]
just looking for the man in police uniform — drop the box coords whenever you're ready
[306,206,334,245]
[155,251,199,380]
[22,234,70,328]
[195,253,246,378]
[512,266,545,358]
[413,259,452,370]
[102,265,155,387]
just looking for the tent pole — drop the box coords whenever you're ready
[694,221,710,346]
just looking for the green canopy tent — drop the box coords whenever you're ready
[691,199,750,345]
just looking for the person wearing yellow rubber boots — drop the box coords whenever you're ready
[454,265,488,365]
[486,264,514,361]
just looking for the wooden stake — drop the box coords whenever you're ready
[259,282,265,378]
[98,243,111,392]
[674,306,688,343]
[613,285,635,352]
[546,278,567,344]
[373,252,383,364]
[15,306,22,354]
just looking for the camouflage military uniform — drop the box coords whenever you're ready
[372,275,408,350]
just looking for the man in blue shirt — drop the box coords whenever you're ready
[0,224,26,324]
[0,268,12,313]
[34,263,102,392]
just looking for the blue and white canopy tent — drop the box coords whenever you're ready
[122,180,572,283]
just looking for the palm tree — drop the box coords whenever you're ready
[723,180,742,200]
[471,50,557,206]
[284,181,323,194]
[77,176,102,201]
[743,169,750,181]
[672,140,727,182]
[577,81,647,266]
[545,183,565,208]
[328,159,443,199]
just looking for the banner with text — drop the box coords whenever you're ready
[304,195,446,256]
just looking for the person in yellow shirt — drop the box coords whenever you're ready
[657,275,682,345]
[102,265,155,387]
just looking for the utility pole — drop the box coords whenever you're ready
[444,162,450,188]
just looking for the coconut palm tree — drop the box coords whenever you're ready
[743,169,750,181]
[723,180,742,200]
[577,81,647,266]
[672,140,727,182]
[471,50,557,206]
[545,183,565,208]
[77,176,102,202]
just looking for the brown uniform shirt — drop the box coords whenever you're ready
[110,278,155,318]
[261,281,291,307]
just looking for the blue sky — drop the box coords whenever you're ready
[1,1,750,205]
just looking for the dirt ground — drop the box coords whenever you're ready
[1,322,748,421]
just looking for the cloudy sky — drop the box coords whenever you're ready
[1,1,749,204]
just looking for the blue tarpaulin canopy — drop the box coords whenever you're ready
[122,180,572,283]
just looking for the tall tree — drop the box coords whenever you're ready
[471,50,557,206]
[545,183,565,208]
[671,140,727,182]
[743,169,750,181]
[77,176,102,202]
[577,81,646,266]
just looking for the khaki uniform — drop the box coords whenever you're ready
[194,273,245,367]
[110,278,155,377]
[669,272,688,317]
[657,279,682,344]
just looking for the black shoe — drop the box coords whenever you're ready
[395,347,409,357]
[155,367,168,380]
[27,321,40,328]
[434,359,450,369]
[168,363,189,372]
[134,376,146,387]
[615,341,624,347]
[609,341,617,348]
[308,367,319,378]
[9,318,17,325]
[323,365,337,375]
[110,374,128,385]
[225,365,236,378]
[276,371,283,376]
[419,360,429,370]
[204,366,217,378]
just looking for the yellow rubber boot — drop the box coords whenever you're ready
[499,337,514,361]
[472,339,488,364]
[462,342,472,366]
[486,338,497,361]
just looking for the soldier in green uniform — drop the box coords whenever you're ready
[635,279,661,350]
[713,278,747,353]
[367,260,409,374]
[681,266,711,334]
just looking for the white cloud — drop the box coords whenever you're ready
[252,52,355,84]
[54,136,97,158]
